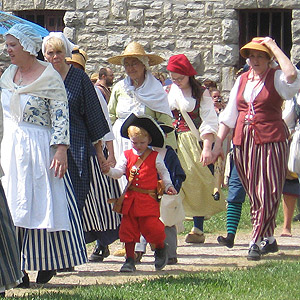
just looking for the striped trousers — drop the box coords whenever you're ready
[234,127,288,243]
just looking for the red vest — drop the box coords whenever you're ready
[122,149,160,217]
[233,68,289,145]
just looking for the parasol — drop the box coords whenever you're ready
[0,11,49,37]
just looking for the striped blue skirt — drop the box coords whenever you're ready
[16,172,87,271]
[0,182,23,291]
[82,155,121,245]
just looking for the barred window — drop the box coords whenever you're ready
[238,9,292,67]
[15,10,65,32]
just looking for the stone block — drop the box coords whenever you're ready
[176,40,192,49]
[93,0,110,9]
[64,11,85,26]
[44,0,75,10]
[222,19,239,43]
[130,0,152,9]
[63,27,75,41]
[152,39,176,51]
[221,66,237,92]
[76,0,90,10]
[213,44,239,66]
[108,34,131,51]
[111,0,127,18]
[86,17,99,26]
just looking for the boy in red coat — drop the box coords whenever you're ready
[103,113,177,272]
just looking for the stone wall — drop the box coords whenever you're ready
[1,0,300,94]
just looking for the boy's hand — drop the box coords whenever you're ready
[167,186,177,195]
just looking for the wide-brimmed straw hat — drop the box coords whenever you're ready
[240,37,273,59]
[90,72,99,81]
[121,113,165,148]
[108,41,164,66]
[66,48,88,70]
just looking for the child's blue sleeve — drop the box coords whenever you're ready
[164,147,186,193]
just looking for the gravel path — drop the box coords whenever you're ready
[6,223,300,297]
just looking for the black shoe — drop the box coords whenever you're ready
[217,235,234,248]
[16,271,30,288]
[247,244,261,261]
[120,258,136,272]
[89,245,110,262]
[36,270,56,284]
[154,243,168,270]
[260,239,278,255]
[293,214,300,222]
[167,257,178,265]
[57,266,75,273]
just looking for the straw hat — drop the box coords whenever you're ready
[90,72,99,81]
[108,41,164,66]
[240,37,273,59]
[121,113,165,148]
[66,48,88,70]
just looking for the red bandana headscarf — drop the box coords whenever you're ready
[167,54,197,76]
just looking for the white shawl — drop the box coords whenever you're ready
[123,70,172,117]
[1,61,67,122]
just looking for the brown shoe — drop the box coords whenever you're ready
[185,227,205,243]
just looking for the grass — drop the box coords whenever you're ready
[8,261,300,299]
[8,188,296,300]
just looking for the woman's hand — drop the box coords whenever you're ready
[50,145,68,178]
[101,162,111,174]
[200,148,213,166]
[106,153,116,167]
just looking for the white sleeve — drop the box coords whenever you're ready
[282,99,296,131]
[218,77,240,128]
[274,68,300,100]
[106,152,127,179]
[156,154,173,190]
[95,87,115,142]
[199,89,218,139]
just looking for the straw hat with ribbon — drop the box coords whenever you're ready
[66,48,88,70]
[108,41,164,66]
[240,37,273,59]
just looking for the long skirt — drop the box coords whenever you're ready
[0,182,22,292]
[234,126,288,242]
[82,156,121,245]
[177,131,226,217]
[16,172,87,271]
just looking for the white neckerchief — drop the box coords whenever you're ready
[1,61,67,122]
[168,83,201,141]
[123,70,172,117]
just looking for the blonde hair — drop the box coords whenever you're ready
[44,36,66,53]
[128,126,151,140]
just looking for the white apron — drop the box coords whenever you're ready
[1,90,70,232]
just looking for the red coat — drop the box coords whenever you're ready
[122,149,160,217]
[233,68,289,145]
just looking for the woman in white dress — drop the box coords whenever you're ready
[0,24,87,286]
[108,41,177,190]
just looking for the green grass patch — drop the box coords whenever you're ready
[182,188,285,235]
[9,261,300,299]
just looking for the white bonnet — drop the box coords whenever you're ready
[4,23,42,56]
[42,32,75,57]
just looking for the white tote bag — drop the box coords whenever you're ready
[160,194,185,227]
[288,125,300,174]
